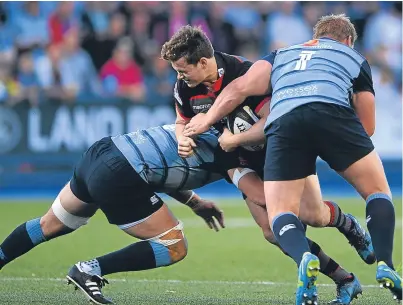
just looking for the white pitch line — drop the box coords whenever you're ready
[0,277,382,288]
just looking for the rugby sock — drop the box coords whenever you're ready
[308,239,352,283]
[324,200,352,234]
[272,212,310,266]
[96,241,159,276]
[0,217,73,268]
[366,193,395,269]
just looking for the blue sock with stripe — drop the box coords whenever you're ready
[0,218,46,268]
[272,212,311,266]
[96,240,177,276]
[366,193,395,269]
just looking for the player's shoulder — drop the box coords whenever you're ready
[215,51,253,70]
[173,79,191,105]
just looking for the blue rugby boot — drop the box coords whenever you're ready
[329,274,362,305]
[296,252,320,305]
[344,214,376,265]
[376,261,402,302]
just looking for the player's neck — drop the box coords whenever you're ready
[202,59,219,88]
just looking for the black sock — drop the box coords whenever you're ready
[272,213,310,266]
[0,218,73,269]
[366,193,395,269]
[307,238,352,283]
[324,201,352,234]
[0,218,46,267]
[97,241,163,276]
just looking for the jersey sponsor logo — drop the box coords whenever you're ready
[150,195,159,205]
[294,51,316,71]
[218,68,225,77]
[279,224,296,236]
[273,84,318,101]
[0,106,22,153]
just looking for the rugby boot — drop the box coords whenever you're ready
[329,274,362,304]
[344,214,376,265]
[66,263,113,304]
[296,252,320,305]
[376,261,402,302]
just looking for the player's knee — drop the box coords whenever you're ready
[46,196,89,239]
[148,222,188,267]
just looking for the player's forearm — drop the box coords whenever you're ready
[205,79,247,126]
[233,118,266,146]
[167,190,201,208]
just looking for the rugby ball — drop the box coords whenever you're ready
[226,105,265,151]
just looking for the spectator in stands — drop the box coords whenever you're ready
[265,2,311,51]
[129,10,154,67]
[48,2,78,45]
[144,52,176,105]
[81,2,110,39]
[100,39,145,102]
[0,8,17,66]
[59,27,101,99]
[222,2,261,46]
[15,52,40,106]
[363,2,402,83]
[34,44,67,101]
[13,2,49,53]
[82,12,127,71]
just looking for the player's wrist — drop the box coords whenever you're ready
[184,192,202,209]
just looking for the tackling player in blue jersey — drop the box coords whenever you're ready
[184,14,402,304]
[1,123,364,305]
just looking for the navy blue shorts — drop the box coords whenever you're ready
[70,137,164,226]
[264,103,374,181]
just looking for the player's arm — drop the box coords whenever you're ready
[204,60,273,126]
[173,82,198,157]
[167,190,224,231]
[219,99,270,152]
[183,53,275,137]
[352,60,376,136]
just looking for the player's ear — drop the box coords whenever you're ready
[199,57,208,69]
[347,36,354,48]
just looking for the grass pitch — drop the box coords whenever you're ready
[0,198,401,304]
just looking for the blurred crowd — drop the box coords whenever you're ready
[0,1,401,107]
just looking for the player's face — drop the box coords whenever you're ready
[171,57,207,88]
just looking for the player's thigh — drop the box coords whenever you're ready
[228,168,265,206]
[312,103,375,178]
[263,109,317,182]
[299,175,329,227]
[41,182,97,235]
[123,203,179,240]
[339,150,391,200]
[263,111,315,224]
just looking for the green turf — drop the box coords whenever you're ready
[0,198,401,304]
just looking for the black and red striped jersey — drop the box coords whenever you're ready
[173,51,269,121]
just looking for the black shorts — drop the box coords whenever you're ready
[70,137,164,226]
[264,103,375,181]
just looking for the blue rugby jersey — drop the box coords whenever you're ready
[112,124,236,192]
[262,38,374,130]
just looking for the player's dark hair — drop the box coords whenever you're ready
[313,14,358,44]
[161,25,214,65]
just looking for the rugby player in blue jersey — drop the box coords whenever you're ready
[0,123,360,305]
[184,14,401,304]
[163,25,377,305]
